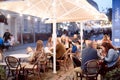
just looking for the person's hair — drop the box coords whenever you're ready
[10,34,13,36]
[101,42,114,53]
[0,49,3,53]
[48,37,52,42]
[61,35,66,42]
[103,34,110,41]
[26,47,33,52]
[85,40,93,47]
[36,40,43,51]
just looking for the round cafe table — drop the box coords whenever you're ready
[9,53,30,60]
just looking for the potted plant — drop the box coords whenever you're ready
[0,66,6,80]
[104,68,120,80]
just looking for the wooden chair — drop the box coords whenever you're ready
[5,56,25,80]
[81,60,100,80]
[23,58,41,79]
[56,49,71,71]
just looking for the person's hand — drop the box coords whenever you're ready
[101,56,104,59]
[98,59,104,65]
[99,59,103,63]
[100,51,106,57]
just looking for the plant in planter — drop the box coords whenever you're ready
[0,66,6,80]
[104,68,120,80]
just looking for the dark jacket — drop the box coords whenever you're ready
[56,43,66,59]
[81,47,99,70]
[3,32,11,42]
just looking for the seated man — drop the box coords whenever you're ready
[50,38,66,70]
[74,40,99,80]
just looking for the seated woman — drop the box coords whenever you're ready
[100,42,119,73]
[45,37,53,55]
[32,40,47,72]
[32,40,47,63]
[46,37,53,49]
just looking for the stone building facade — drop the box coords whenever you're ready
[0,11,52,44]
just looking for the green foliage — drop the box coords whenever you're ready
[104,68,120,80]
[0,66,6,80]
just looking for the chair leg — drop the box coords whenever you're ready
[80,73,82,80]
[36,67,41,80]
[96,76,97,80]
[6,70,10,80]
[74,72,78,80]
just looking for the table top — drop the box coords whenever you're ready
[0,62,6,66]
[9,53,30,59]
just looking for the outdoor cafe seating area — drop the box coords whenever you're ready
[0,33,120,80]
[0,0,119,80]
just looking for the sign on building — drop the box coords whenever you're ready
[112,0,120,47]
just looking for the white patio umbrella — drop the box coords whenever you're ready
[0,0,101,20]
[0,0,107,73]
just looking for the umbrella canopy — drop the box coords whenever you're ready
[0,0,103,21]
[0,1,27,13]
[45,13,108,23]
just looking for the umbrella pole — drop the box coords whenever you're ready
[52,0,57,73]
[52,22,57,73]
[20,15,23,44]
[79,22,83,57]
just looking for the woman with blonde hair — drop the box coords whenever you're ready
[32,40,47,72]
[34,40,46,62]
[36,40,44,51]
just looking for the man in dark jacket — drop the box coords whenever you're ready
[3,29,11,42]
[74,40,99,80]
[81,40,99,70]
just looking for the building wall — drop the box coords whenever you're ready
[0,13,52,44]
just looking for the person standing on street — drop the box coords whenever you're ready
[3,29,11,49]
[3,29,11,42]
